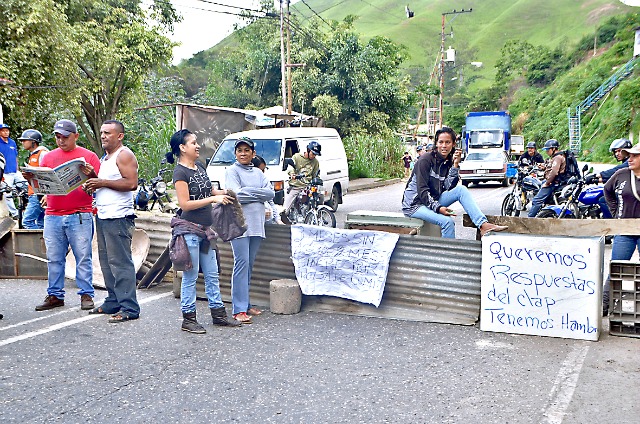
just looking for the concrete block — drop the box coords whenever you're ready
[270,279,302,314]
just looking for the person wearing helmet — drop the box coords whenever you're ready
[528,139,566,217]
[597,138,632,184]
[280,140,321,224]
[0,123,28,219]
[19,129,49,229]
[518,142,544,167]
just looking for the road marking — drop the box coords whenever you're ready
[475,339,514,349]
[0,308,73,331]
[542,344,590,424]
[0,292,172,347]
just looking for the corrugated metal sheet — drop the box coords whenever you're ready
[135,217,482,325]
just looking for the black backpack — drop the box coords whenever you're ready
[560,150,580,178]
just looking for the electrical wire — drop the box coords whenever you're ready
[298,0,331,28]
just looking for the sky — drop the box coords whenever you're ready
[169,1,292,65]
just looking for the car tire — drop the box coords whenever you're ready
[501,176,509,187]
[462,180,469,187]
[325,185,340,212]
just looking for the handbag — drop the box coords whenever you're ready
[210,191,247,242]
[169,234,192,271]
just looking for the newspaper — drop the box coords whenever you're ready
[21,158,88,195]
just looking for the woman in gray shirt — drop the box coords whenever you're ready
[225,137,275,323]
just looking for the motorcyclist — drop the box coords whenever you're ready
[595,138,631,219]
[18,129,49,229]
[280,141,321,225]
[518,142,544,167]
[528,139,566,217]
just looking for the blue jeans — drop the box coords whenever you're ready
[43,213,94,299]
[96,217,140,317]
[230,236,263,314]
[597,195,612,219]
[411,185,487,238]
[22,195,45,229]
[181,233,223,313]
[611,235,640,261]
[528,185,555,217]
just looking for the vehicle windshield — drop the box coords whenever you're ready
[469,130,503,148]
[465,152,504,161]
[209,138,283,165]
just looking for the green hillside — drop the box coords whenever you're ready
[290,0,635,87]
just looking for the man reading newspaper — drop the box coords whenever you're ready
[31,119,101,312]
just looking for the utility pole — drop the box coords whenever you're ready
[439,8,472,127]
[286,0,292,114]
[279,0,287,111]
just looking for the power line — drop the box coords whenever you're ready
[298,0,331,28]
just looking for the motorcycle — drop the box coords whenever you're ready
[134,160,178,214]
[284,172,337,228]
[537,165,603,219]
[0,180,29,228]
[501,165,543,216]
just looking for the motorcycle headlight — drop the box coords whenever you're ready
[155,181,167,194]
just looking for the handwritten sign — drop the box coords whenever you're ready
[291,225,399,307]
[481,233,604,341]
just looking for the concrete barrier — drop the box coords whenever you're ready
[270,279,302,314]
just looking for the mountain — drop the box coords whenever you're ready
[289,0,636,87]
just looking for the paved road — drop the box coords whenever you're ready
[1,181,638,423]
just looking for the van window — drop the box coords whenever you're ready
[284,139,299,159]
[210,138,283,166]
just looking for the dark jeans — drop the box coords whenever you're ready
[528,185,555,217]
[96,217,140,317]
[597,195,612,218]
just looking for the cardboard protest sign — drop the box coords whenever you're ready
[291,225,399,307]
[481,233,604,341]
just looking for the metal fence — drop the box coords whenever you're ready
[135,215,483,325]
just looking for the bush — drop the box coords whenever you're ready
[343,133,405,179]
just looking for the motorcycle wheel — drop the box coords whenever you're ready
[501,194,520,217]
[304,209,336,228]
[536,209,559,218]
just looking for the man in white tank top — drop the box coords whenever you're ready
[83,120,140,322]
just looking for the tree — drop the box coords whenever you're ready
[0,0,77,132]
[0,0,177,153]
[59,0,177,152]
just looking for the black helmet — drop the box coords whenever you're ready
[18,129,43,144]
[307,140,321,156]
[609,138,632,152]
[543,139,559,150]
[526,142,536,149]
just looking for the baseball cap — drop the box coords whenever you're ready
[234,136,255,149]
[621,143,640,155]
[416,145,424,152]
[53,119,78,136]
[0,123,9,130]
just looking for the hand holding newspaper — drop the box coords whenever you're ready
[21,158,88,195]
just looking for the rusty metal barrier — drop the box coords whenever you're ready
[135,214,483,325]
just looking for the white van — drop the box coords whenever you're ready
[206,127,349,210]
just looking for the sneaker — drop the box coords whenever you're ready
[80,294,94,310]
[233,312,253,324]
[35,295,65,311]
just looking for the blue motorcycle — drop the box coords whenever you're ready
[536,164,604,219]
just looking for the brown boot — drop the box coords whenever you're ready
[210,307,241,327]
[80,294,94,310]
[35,295,65,311]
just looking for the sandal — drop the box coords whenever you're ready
[247,307,262,316]
[88,306,109,315]
[233,312,252,324]
[108,313,138,323]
